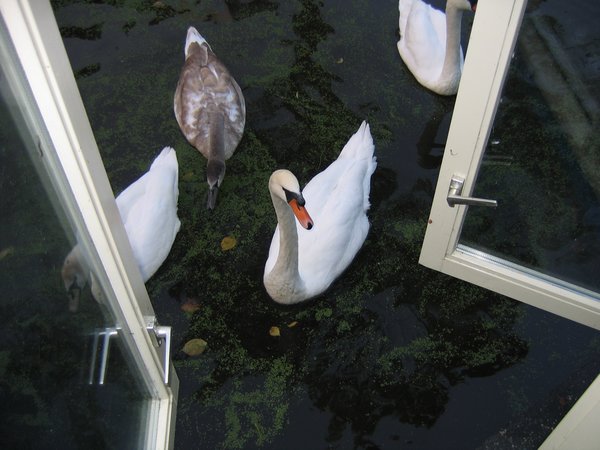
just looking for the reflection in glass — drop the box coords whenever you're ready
[461,0,600,294]
[0,23,147,449]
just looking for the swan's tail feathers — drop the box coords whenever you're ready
[339,120,375,161]
[185,26,209,55]
[338,121,377,211]
[150,146,179,175]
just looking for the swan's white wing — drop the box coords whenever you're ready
[116,146,178,225]
[399,0,416,35]
[115,172,148,224]
[398,0,446,85]
[300,122,375,297]
[119,148,180,281]
[297,157,371,296]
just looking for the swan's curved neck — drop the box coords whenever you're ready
[264,191,303,301]
[440,4,464,84]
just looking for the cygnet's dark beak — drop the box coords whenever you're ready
[67,281,81,312]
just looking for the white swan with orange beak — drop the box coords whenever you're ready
[263,121,376,304]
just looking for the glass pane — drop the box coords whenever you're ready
[0,22,149,450]
[460,0,600,294]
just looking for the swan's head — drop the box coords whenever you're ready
[269,170,314,230]
[448,0,477,12]
[206,159,225,209]
[61,246,87,312]
[184,26,209,58]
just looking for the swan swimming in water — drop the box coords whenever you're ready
[62,147,180,311]
[174,26,246,209]
[263,121,376,305]
[397,0,477,95]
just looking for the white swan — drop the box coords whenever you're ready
[263,121,377,305]
[62,147,181,311]
[397,0,477,96]
[174,26,246,209]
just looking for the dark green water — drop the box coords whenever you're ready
[41,0,600,448]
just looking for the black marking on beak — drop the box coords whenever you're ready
[283,187,305,206]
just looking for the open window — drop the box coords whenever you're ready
[420,0,600,447]
[0,1,177,448]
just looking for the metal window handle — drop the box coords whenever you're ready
[88,327,118,385]
[87,322,172,386]
[146,317,172,385]
[153,325,172,385]
[447,175,497,207]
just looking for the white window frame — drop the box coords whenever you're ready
[419,0,600,447]
[0,1,178,448]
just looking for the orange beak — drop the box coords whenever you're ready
[289,198,314,230]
